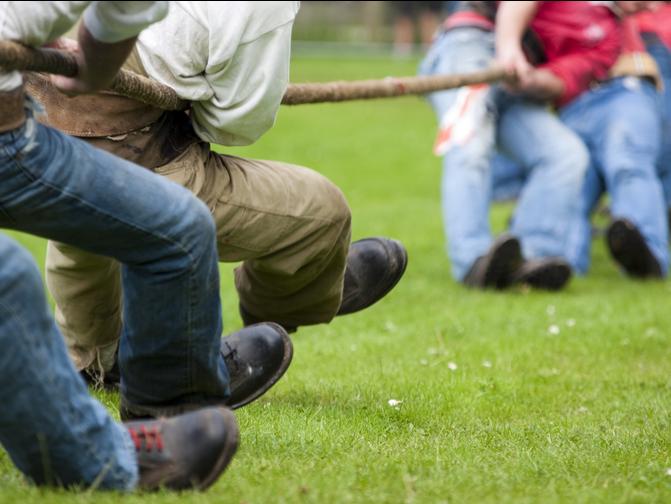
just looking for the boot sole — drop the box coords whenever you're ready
[227,322,294,410]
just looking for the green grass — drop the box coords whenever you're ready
[2,56,671,503]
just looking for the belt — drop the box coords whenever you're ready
[442,11,495,32]
[0,87,26,133]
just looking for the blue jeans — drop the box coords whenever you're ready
[491,153,525,202]
[419,28,589,280]
[0,235,137,488]
[0,100,228,485]
[561,77,668,275]
[646,40,671,209]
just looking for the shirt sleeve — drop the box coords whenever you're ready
[189,22,293,146]
[2,1,90,46]
[1,1,168,46]
[83,1,168,43]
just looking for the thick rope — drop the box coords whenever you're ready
[0,40,187,110]
[281,67,506,104]
[0,40,506,109]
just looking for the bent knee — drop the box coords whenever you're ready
[300,169,352,228]
[179,195,217,247]
[317,177,353,246]
[325,180,352,228]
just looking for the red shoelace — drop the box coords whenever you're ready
[128,424,164,452]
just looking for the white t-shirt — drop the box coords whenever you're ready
[134,1,300,146]
[0,1,168,91]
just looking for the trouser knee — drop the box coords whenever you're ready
[164,195,218,269]
[321,180,352,244]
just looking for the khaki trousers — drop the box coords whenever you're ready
[46,143,351,371]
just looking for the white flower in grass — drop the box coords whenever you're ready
[388,399,403,408]
[645,327,659,338]
[548,324,560,335]
[482,360,492,368]
[666,468,671,477]
[566,319,576,328]
[546,305,556,316]
[447,361,458,371]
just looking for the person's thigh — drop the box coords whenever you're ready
[597,83,662,181]
[0,120,213,264]
[203,151,351,262]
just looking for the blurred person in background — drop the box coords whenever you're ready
[636,2,671,227]
[419,1,625,291]
[561,5,667,279]
[392,1,446,55]
[488,2,667,279]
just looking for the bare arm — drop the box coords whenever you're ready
[495,1,539,79]
[495,1,565,101]
[50,1,168,95]
[51,23,137,94]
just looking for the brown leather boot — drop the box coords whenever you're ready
[337,237,408,315]
[120,323,292,420]
[126,407,239,491]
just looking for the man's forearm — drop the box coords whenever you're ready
[76,22,137,91]
[50,1,168,95]
[495,1,539,57]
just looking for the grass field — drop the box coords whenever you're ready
[1,56,671,503]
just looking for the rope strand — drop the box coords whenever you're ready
[0,40,506,110]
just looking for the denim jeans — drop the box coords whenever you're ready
[0,234,137,488]
[419,28,589,280]
[491,153,525,202]
[645,40,671,209]
[560,77,668,275]
[0,96,228,425]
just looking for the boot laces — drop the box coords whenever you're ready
[128,424,164,452]
[222,341,240,373]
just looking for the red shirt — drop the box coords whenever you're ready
[635,4,671,49]
[446,2,622,106]
[529,1,622,106]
